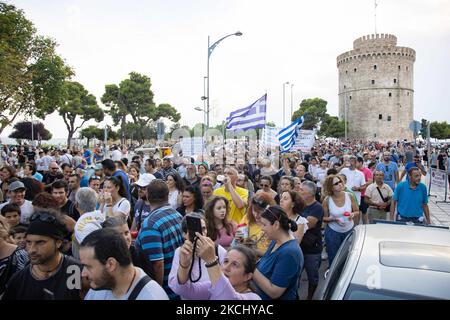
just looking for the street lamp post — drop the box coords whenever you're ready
[206,31,242,129]
[282,82,290,127]
[290,83,294,121]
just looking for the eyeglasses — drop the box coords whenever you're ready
[333,181,342,186]
[252,198,268,208]
[30,212,56,224]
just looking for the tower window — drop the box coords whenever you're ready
[387,116,392,121]
[346,70,348,74]
[407,92,410,96]
[344,85,346,89]
[374,65,377,70]
[389,92,392,97]
[349,96,352,100]
[398,65,401,70]
[379,114,382,120]
[371,80,375,84]
[406,66,408,71]
[394,79,397,84]
[354,68,357,72]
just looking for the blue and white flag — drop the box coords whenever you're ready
[277,115,306,153]
[226,94,267,131]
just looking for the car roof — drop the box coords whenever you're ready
[350,224,450,299]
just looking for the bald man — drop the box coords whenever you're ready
[43,162,64,188]
[213,167,248,223]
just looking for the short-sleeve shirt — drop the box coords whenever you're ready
[340,168,366,205]
[213,186,248,224]
[255,239,303,300]
[102,198,131,218]
[135,204,183,300]
[300,201,324,254]
[83,150,92,165]
[393,181,428,218]
[215,222,237,250]
[113,170,131,201]
[85,267,169,300]
[365,183,393,205]
[375,161,398,190]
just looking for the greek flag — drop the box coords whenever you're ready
[277,115,306,153]
[226,94,267,131]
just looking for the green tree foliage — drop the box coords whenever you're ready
[58,81,104,146]
[0,3,73,135]
[319,115,346,138]
[8,121,52,141]
[118,122,157,144]
[265,121,276,127]
[101,72,181,145]
[80,125,104,147]
[430,121,450,140]
[291,98,328,130]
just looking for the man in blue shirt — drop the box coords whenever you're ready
[390,167,430,224]
[83,148,92,166]
[399,154,427,182]
[375,151,399,191]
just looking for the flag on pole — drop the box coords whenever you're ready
[277,115,306,153]
[226,94,267,131]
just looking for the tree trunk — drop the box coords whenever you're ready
[67,131,73,148]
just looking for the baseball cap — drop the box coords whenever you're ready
[9,181,26,191]
[136,173,156,187]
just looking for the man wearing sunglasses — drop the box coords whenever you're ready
[3,210,85,300]
[130,173,155,232]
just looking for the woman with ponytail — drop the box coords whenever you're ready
[252,205,303,300]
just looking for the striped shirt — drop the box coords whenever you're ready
[136,204,183,300]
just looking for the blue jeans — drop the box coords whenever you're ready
[302,253,322,286]
[324,226,352,266]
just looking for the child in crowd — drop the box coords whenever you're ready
[10,225,27,249]
[204,196,237,250]
[1,204,22,228]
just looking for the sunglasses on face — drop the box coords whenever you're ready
[260,184,270,188]
[333,181,342,186]
[30,212,56,223]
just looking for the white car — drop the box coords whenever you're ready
[314,222,450,300]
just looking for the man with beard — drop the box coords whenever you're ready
[51,180,80,221]
[0,181,34,224]
[43,162,64,190]
[3,209,84,300]
[80,228,168,300]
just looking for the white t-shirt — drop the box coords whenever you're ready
[327,192,354,233]
[0,200,34,224]
[74,210,105,244]
[315,168,328,188]
[59,153,73,166]
[102,198,131,218]
[41,155,54,171]
[290,215,308,237]
[168,190,180,210]
[84,267,169,300]
[35,158,45,171]
[340,168,366,205]
[111,150,123,161]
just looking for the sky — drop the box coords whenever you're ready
[2,0,450,141]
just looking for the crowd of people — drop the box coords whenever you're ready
[0,139,449,300]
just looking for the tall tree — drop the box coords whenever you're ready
[101,72,181,145]
[430,121,450,140]
[8,121,52,141]
[291,98,328,130]
[319,115,346,138]
[58,81,104,146]
[80,125,104,147]
[0,3,73,135]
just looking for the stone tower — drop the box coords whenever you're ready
[337,34,415,141]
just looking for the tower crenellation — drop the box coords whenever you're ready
[337,34,415,141]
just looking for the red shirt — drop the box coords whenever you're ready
[358,167,373,196]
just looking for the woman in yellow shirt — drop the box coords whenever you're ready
[234,191,275,257]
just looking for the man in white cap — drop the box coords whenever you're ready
[131,173,155,232]
[0,180,34,224]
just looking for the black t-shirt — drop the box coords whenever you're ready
[437,154,446,170]
[300,201,324,254]
[60,199,80,221]
[3,255,82,300]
